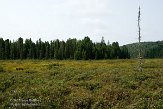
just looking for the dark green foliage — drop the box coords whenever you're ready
[0,65,4,72]
[85,82,101,91]
[0,38,5,59]
[110,42,121,59]
[25,70,37,74]
[0,37,129,60]
[0,76,15,92]
[74,51,81,60]
[17,37,23,59]
[126,41,163,58]
[65,38,77,59]
[75,97,93,109]
[4,39,10,59]
[120,45,130,59]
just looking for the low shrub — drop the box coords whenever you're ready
[25,70,37,74]
[154,99,163,108]
[0,77,15,92]
[75,97,93,109]
[49,70,59,76]
[0,65,4,72]
[48,63,62,70]
[86,82,101,91]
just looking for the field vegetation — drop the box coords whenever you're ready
[0,59,163,108]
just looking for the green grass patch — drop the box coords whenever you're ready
[0,59,163,108]
[0,65,4,72]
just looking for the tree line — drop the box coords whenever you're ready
[144,41,163,58]
[0,37,130,60]
[126,41,163,58]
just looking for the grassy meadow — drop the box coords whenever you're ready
[0,59,163,108]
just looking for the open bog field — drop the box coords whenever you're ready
[0,59,163,108]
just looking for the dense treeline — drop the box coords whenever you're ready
[0,37,130,60]
[145,41,163,58]
[126,41,163,58]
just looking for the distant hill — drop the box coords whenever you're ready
[126,41,163,58]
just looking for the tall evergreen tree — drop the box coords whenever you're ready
[121,45,130,59]
[54,39,60,59]
[45,41,50,59]
[17,37,23,59]
[58,41,65,60]
[0,38,5,59]
[81,37,93,59]
[50,41,55,59]
[4,39,10,59]
[110,42,121,59]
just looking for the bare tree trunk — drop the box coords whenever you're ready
[138,6,143,72]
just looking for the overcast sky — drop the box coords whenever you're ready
[0,0,163,45]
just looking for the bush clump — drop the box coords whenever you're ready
[25,70,37,74]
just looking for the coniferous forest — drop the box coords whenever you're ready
[0,37,130,60]
[126,41,163,58]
